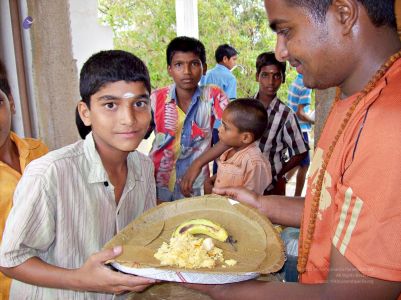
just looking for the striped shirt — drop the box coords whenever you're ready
[255,96,309,189]
[287,74,313,132]
[0,132,156,299]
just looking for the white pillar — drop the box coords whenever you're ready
[175,0,198,38]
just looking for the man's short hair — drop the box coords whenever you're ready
[0,59,11,96]
[166,36,206,66]
[215,44,238,63]
[286,0,397,29]
[225,98,267,141]
[76,50,151,139]
[256,52,286,83]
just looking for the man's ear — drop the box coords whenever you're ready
[241,132,254,145]
[167,65,173,77]
[77,101,91,126]
[255,73,260,82]
[331,0,359,35]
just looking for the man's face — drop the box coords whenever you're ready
[78,80,151,156]
[256,64,283,98]
[168,51,203,92]
[264,0,350,89]
[0,90,14,149]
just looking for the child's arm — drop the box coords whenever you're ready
[180,141,230,196]
[0,246,155,294]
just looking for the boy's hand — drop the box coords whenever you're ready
[212,186,261,210]
[180,161,202,197]
[73,246,156,294]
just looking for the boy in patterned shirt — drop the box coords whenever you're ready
[149,36,229,202]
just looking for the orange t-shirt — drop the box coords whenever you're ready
[300,58,401,283]
[215,142,272,195]
[0,132,48,299]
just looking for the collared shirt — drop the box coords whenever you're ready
[0,132,156,299]
[255,96,309,189]
[0,132,48,300]
[287,74,313,132]
[215,142,272,195]
[201,64,237,100]
[149,84,228,201]
[300,58,401,283]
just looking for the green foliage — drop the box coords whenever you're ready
[98,0,305,104]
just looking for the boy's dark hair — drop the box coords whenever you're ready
[0,59,11,96]
[256,51,286,83]
[76,50,151,139]
[215,44,238,63]
[225,98,267,142]
[285,0,396,29]
[166,36,206,66]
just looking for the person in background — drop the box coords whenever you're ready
[201,44,238,174]
[287,73,314,196]
[254,52,308,195]
[0,59,48,300]
[0,50,156,299]
[180,51,308,197]
[149,36,229,203]
[204,98,271,195]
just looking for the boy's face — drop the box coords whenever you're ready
[223,55,238,70]
[218,110,246,148]
[256,64,282,97]
[265,0,351,90]
[78,80,151,155]
[0,89,15,149]
[168,51,203,92]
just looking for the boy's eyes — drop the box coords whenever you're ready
[133,99,149,108]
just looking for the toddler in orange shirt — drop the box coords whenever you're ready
[204,98,271,195]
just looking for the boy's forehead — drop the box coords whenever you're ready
[171,51,201,62]
[261,64,280,72]
[265,0,304,28]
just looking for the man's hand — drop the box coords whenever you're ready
[212,186,261,210]
[180,160,202,197]
[72,246,156,294]
[204,175,216,194]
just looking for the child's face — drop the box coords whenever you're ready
[78,80,151,155]
[168,51,203,92]
[0,89,15,149]
[256,64,282,97]
[218,110,245,148]
[223,55,238,70]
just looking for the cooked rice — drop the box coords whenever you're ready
[154,233,224,269]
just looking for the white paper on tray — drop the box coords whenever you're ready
[112,262,259,284]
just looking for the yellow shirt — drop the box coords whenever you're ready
[0,132,48,300]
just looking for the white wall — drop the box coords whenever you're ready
[69,0,114,72]
[0,1,25,136]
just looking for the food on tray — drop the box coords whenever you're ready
[154,218,238,269]
[173,218,229,242]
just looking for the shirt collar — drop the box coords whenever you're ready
[216,64,230,72]
[9,131,45,162]
[253,93,279,110]
[83,132,143,186]
[168,84,201,104]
